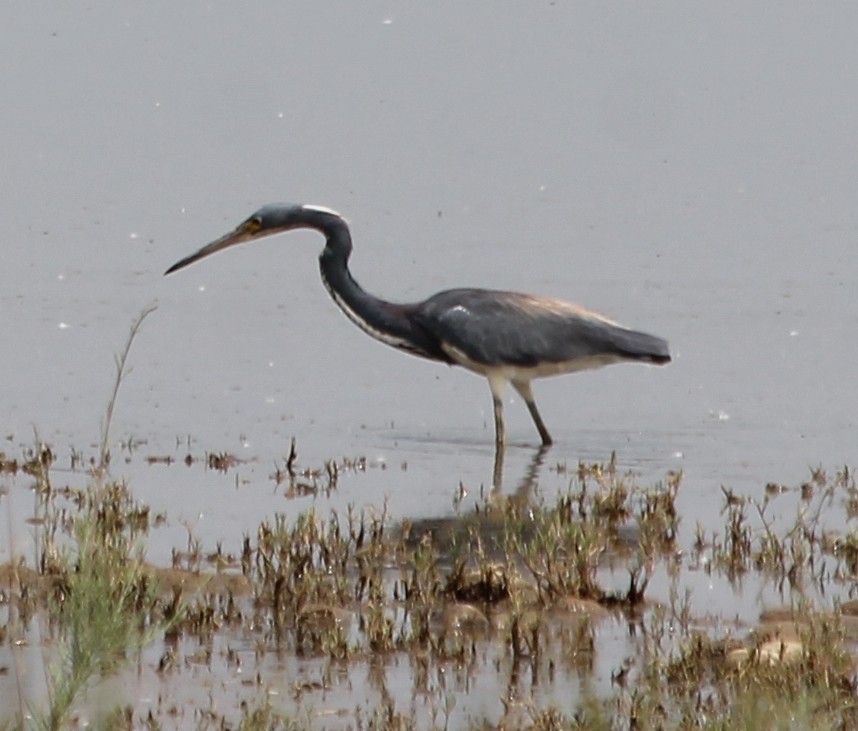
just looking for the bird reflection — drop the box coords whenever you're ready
[492,442,550,495]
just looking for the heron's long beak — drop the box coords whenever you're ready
[164,219,262,276]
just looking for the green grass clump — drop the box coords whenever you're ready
[38,500,163,730]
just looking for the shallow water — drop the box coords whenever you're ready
[2,2,858,725]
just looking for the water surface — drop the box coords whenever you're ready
[1,2,857,723]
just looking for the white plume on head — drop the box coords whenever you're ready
[302,204,343,217]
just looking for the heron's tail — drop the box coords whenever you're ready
[612,327,671,365]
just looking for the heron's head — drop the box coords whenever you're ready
[164,202,344,275]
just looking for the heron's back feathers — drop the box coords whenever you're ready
[413,289,670,372]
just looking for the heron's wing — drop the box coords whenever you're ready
[413,289,669,368]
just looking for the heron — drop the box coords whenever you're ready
[165,203,670,450]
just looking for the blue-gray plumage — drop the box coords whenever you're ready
[165,203,670,448]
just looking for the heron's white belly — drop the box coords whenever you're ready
[440,343,625,381]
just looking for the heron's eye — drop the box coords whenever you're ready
[244,217,262,234]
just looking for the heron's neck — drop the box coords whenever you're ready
[318,236,433,358]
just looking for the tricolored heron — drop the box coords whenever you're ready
[165,203,670,450]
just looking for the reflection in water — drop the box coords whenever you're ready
[491,442,550,498]
[404,444,552,564]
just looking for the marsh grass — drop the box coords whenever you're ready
[1,306,182,730]
[3,447,858,728]
[38,502,163,731]
[1,458,178,730]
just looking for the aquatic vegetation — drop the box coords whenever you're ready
[3,449,858,728]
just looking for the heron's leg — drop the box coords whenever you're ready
[512,380,553,446]
[487,374,507,450]
[487,374,507,489]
